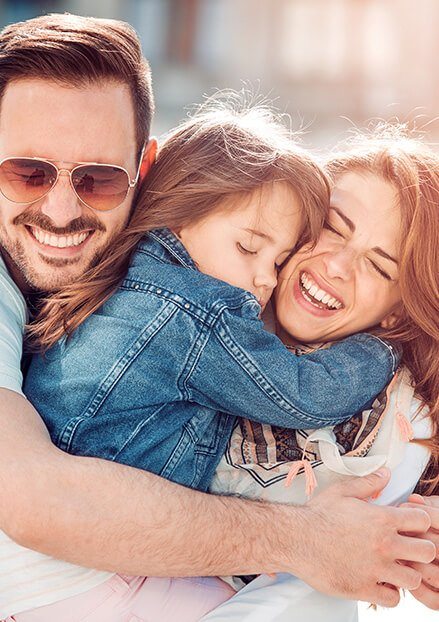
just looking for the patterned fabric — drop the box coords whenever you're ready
[220,385,389,489]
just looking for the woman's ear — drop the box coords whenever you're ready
[380,312,399,329]
[139,138,158,182]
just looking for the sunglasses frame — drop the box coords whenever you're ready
[0,147,145,211]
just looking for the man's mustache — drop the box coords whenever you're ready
[13,210,106,235]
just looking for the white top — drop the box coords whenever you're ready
[202,418,431,622]
[0,255,111,618]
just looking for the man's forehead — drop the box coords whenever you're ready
[0,77,138,166]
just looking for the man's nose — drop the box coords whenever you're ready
[39,173,83,228]
[323,247,355,280]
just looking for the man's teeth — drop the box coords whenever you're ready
[300,273,343,310]
[31,227,90,248]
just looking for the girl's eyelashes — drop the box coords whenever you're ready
[368,259,392,281]
[237,242,257,255]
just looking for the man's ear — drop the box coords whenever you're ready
[138,138,158,182]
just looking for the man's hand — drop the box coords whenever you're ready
[400,494,439,610]
[289,469,435,608]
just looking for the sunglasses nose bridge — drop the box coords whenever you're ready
[54,167,78,195]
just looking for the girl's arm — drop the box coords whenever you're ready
[187,307,398,428]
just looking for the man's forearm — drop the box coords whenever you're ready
[0,389,435,607]
[0,389,303,576]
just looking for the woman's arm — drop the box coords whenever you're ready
[0,388,433,608]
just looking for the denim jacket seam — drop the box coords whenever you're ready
[148,230,197,269]
[179,318,214,401]
[58,303,180,450]
[361,334,398,375]
[120,279,256,329]
[111,403,171,462]
[187,311,321,426]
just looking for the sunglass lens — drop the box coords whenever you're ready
[0,158,57,204]
[72,165,129,211]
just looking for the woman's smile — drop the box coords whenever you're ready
[275,171,402,344]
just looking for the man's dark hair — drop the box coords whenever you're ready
[0,13,154,151]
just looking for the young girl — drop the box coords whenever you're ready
[14,104,399,621]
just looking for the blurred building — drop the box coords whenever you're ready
[0,0,437,144]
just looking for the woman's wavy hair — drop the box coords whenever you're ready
[27,94,330,349]
[326,124,439,493]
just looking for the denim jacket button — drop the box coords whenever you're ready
[156,288,162,294]
[184,303,190,309]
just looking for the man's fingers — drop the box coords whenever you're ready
[380,564,422,591]
[394,534,436,563]
[407,493,427,505]
[338,468,390,500]
[410,581,439,611]
[373,583,401,608]
[401,502,439,532]
[408,560,439,590]
[388,506,431,533]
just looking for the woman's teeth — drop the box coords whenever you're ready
[300,272,343,310]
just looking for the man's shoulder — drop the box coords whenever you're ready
[0,252,27,326]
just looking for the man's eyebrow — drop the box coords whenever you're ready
[371,247,399,265]
[243,228,274,243]
[330,206,355,233]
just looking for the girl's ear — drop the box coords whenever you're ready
[139,138,158,182]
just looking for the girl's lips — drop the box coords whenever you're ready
[292,275,340,317]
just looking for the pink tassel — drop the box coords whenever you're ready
[396,411,414,442]
[303,460,318,498]
[285,459,318,499]
[285,460,303,488]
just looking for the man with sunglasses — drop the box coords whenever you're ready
[0,13,436,619]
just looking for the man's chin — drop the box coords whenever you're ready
[21,256,95,292]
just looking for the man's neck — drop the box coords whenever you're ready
[1,248,35,296]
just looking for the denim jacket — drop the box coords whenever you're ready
[24,229,399,491]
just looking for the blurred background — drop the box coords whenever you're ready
[0,1,437,619]
[0,0,437,148]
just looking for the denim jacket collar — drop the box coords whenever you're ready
[140,228,199,271]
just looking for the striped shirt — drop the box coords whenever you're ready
[0,255,111,618]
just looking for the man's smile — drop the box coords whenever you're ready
[25,224,94,257]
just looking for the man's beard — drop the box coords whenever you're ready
[0,234,104,293]
[0,207,108,292]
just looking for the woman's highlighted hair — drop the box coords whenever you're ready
[327,123,439,493]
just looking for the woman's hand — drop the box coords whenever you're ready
[401,494,439,610]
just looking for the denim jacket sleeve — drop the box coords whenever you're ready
[185,304,399,428]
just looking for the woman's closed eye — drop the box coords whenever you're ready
[237,242,257,255]
[367,258,392,281]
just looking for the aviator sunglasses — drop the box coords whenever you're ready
[0,151,145,212]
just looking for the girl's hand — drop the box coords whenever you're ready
[401,494,439,610]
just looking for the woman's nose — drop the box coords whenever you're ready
[323,248,355,280]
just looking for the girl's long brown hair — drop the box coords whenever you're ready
[28,96,330,350]
[326,126,439,493]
